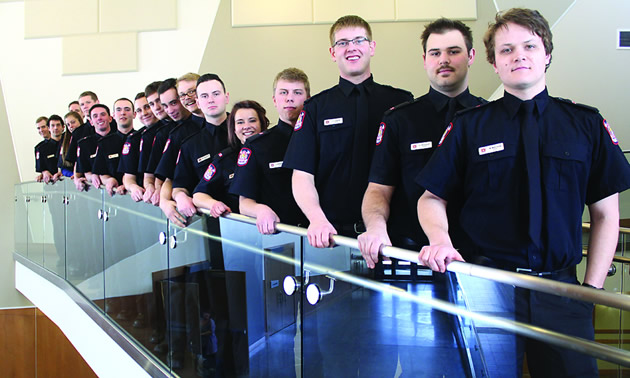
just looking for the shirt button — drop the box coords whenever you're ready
[564,151,570,156]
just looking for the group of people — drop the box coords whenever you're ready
[32,8,630,376]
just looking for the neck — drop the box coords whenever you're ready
[51,135,62,142]
[279,117,293,126]
[118,124,133,134]
[432,81,468,98]
[341,71,371,85]
[505,81,546,101]
[205,112,227,126]
[96,127,110,137]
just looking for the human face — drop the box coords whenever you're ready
[273,80,308,125]
[79,95,97,118]
[36,120,50,139]
[492,22,550,99]
[90,107,112,136]
[196,80,229,122]
[49,119,64,139]
[160,88,190,122]
[113,99,135,129]
[147,92,167,120]
[423,30,474,97]
[65,116,81,133]
[234,108,262,144]
[329,27,375,84]
[69,103,84,119]
[134,97,158,127]
[177,80,199,114]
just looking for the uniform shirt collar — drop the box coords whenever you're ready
[339,74,375,97]
[427,87,475,112]
[276,119,293,136]
[204,114,229,135]
[503,88,549,119]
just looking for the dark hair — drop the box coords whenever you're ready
[61,111,83,166]
[113,97,134,109]
[134,92,146,101]
[67,100,79,108]
[227,100,270,149]
[78,91,98,101]
[484,8,553,70]
[329,15,372,46]
[157,78,177,96]
[420,18,473,53]
[36,116,48,124]
[145,81,162,98]
[89,103,110,117]
[47,114,63,127]
[197,73,226,93]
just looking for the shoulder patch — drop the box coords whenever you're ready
[203,164,216,181]
[438,123,453,147]
[122,142,131,155]
[36,151,40,160]
[163,138,171,153]
[294,111,305,131]
[237,148,252,166]
[376,122,386,145]
[603,119,619,145]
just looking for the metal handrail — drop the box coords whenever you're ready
[583,222,630,234]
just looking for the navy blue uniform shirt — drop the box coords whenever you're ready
[144,120,175,175]
[92,130,133,183]
[370,87,485,247]
[35,139,59,173]
[66,123,95,164]
[117,127,146,178]
[417,89,630,271]
[283,75,412,224]
[230,120,307,226]
[154,116,201,180]
[194,145,241,213]
[172,117,229,193]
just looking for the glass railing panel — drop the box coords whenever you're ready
[66,186,104,302]
[14,182,28,257]
[42,180,67,277]
[100,192,170,370]
[26,182,45,266]
[300,241,477,377]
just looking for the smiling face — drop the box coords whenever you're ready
[65,115,81,133]
[234,108,262,144]
[146,92,167,120]
[113,99,135,130]
[160,88,190,122]
[134,96,158,127]
[177,79,200,115]
[36,119,50,139]
[492,22,550,99]
[196,80,229,122]
[273,80,307,125]
[329,26,375,84]
[423,29,474,97]
[90,107,112,136]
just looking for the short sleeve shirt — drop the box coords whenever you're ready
[154,116,202,180]
[194,146,240,213]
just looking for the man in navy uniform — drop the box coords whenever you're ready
[74,104,114,191]
[284,15,413,247]
[417,8,630,376]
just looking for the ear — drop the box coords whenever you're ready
[493,61,499,74]
[368,40,376,57]
[468,48,476,66]
[329,46,337,62]
[422,53,427,69]
[545,54,551,66]
[225,92,230,104]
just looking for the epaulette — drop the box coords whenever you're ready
[244,129,270,145]
[380,84,413,98]
[454,100,493,116]
[303,86,336,104]
[383,98,418,116]
[35,140,47,149]
[180,129,203,146]
[216,146,236,161]
[554,97,599,113]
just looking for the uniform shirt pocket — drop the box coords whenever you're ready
[542,142,588,191]
[470,143,517,190]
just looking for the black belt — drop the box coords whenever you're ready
[514,265,576,280]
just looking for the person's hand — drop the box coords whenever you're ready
[52,172,63,182]
[160,199,186,228]
[74,177,88,191]
[91,175,102,189]
[104,178,118,196]
[150,188,161,206]
[142,185,155,204]
[36,173,43,182]
[418,244,464,273]
[256,206,280,235]
[307,219,337,248]
[115,184,126,196]
[358,228,392,269]
[129,185,145,202]
[42,171,54,184]
[209,201,231,218]
[175,194,197,218]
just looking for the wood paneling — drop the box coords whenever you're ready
[0,308,36,378]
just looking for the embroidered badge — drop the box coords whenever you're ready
[324,117,343,126]
[376,123,385,145]
[122,142,131,155]
[478,143,504,156]
[197,154,211,163]
[269,161,283,169]
[237,148,252,166]
[36,151,40,160]
[294,111,305,131]
[603,120,618,145]
[163,139,171,153]
[411,141,432,151]
[438,123,453,146]
[139,139,143,152]
[203,164,216,181]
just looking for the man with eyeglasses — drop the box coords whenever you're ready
[284,15,412,248]
[176,72,205,128]
[359,18,486,275]
[171,73,230,219]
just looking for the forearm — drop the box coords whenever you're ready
[417,191,452,247]
[143,174,155,190]
[361,183,393,232]
[160,178,173,201]
[292,170,328,224]
[173,187,191,203]
[240,197,269,218]
[584,194,619,288]
[192,192,218,209]
[123,174,138,189]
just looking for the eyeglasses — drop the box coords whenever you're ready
[332,36,371,49]
[178,89,196,99]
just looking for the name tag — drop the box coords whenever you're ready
[229,173,234,179]
[197,154,211,163]
[324,117,343,126]
[108,153,119,159]
[410,141,432,151]
[478,143,504,156]
[47,154,55,159]
[269,161,283,169]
